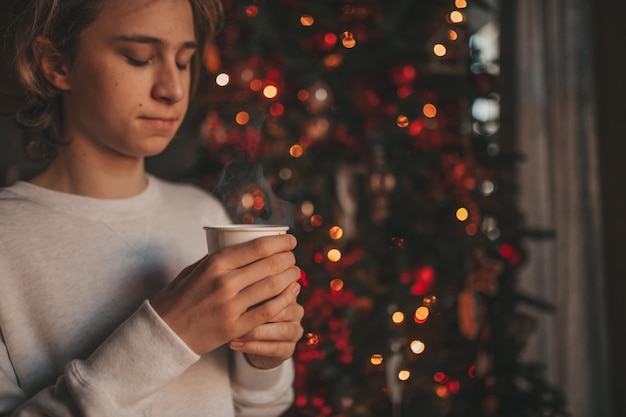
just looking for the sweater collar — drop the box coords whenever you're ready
[4,174,162,221]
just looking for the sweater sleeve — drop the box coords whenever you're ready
[231,352,295,417]
[1,301,200,417]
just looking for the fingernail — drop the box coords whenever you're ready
[292,282,301,295]
[230,340,244,349]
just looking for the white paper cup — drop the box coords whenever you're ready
[203,224,290,252]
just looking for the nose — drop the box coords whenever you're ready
[151,62,186,104]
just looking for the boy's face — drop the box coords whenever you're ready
[61,0,197,160]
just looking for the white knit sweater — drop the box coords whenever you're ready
[0,175,294,417]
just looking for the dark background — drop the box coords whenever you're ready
[593,0,626,415]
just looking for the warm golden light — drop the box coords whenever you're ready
[310,214,323,227]
[410,340,426,354]
[301,201,314,216]
[436,386,449,398]
[329,226,344,240]
[450,11,465,23]
[235,111,250,125]
[300,14,315,26]
[397,115,410,128]
[290,144,304,158]
[423,103,437,118]
[241,193,254,209]
[392,311,405,324]
[330,279,344,291]
[448,30,458,41]
[215,73,230,86]
[434,43,447,57]
[341,31,356,48]
[398,370,411,381]
[423,295,437,306]
[455,0,468,9]
[305,333,319,345]
[327,248,342,262]
[323,53,343,69]
[263,85,279,99]
[414,306,430,322]
[370,354,384,365]
[456,207,469,221]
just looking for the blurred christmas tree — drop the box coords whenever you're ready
[188,0,568,416]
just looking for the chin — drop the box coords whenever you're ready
[138,136,176,157]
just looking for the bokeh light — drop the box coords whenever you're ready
[450,11,465,23]
[311,214,323,227]
[370,354,384,365]
[300,15,315,26]
[392,311,405,324]
[330,279,344,291]
[215,73,230,86]
[410,340,426,354]
[235,111,249,125]
[241,193,254,209]
[305,333,319,345]
[327,248,342,262]
[249,79,263,91]
[245,5,258,17]
[329,226,344,240]
[341,31,356,48]
[397,115,410,128]
[414,306,430,322]
[398,370,411,381]
[423,103,437,118]
[263,84,279,99]
[301,201,314,216]
[290,144,304,158]
[456,207,469,221]
[434,43,447,56]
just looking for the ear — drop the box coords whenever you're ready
[32,36,70,91]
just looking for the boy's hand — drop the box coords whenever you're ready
[229,286,304,369]
[150,234,301,356]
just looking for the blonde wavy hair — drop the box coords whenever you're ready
[7,0,223,161]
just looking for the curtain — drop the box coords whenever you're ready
[514,0,611,416]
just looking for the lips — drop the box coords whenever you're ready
[139,116,178,130]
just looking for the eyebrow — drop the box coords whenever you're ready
[115,34,198,49]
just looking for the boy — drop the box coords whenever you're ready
[0,0,303,416]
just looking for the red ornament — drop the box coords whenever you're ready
[498,243,526,267]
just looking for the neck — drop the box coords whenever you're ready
[30,145,148,199]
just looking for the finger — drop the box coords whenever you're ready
[263,302,304,324]
[237,268,300,309]
[233,320,304,343]
[229,340,296,361]
[209,234,297,271]
[239,282,301,329]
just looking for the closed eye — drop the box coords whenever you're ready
[126,56,150,67]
